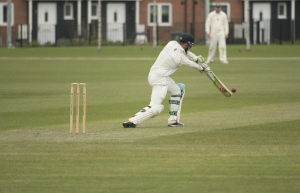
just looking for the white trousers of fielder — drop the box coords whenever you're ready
[207,34,227,63]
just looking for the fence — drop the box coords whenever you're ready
[0,24,28,47]
[0,20,299,47]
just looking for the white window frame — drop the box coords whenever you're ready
[147,3,172,27]
[91,3,98,20]
[277,3,287,19]
[0,2,14,26]
[210,2,230,22]
[64,3,74,20]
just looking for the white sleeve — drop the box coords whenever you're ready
[205,12,212,34]
[179,54,202,71]
[223,13,229,35]
[186,51,198,62]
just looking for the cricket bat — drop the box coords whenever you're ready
[205,71,232,97]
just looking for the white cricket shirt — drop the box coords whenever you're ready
[149,41,202,77]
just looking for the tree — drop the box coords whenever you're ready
[97,0,102,52]
[6,0,12,48]
[152,0,157,50]
[245,0,251,51]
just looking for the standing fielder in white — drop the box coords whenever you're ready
[205,3,229,64]
[123,33,210,128]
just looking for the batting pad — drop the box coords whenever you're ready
[168,83,185,124]
[129,105,164,125]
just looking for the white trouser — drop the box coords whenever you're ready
[207,34,227,63]
[148,73,181,106]
[148,73,182,124]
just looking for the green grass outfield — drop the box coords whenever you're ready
[0,45,300,193]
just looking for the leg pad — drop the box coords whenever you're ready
[168,83,185,124]
[128,105,164,126]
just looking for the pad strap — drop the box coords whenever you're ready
[169,111,177,116]
[169,100,180,105]
[139,106,151,113]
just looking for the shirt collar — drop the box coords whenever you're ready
[176,41,185,52]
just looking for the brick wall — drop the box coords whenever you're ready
[225,0,243,23]
[0,0,27,25]
[14,0,28,25]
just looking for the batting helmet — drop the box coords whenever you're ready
[179,33,194,49]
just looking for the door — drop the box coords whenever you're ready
[38,3,57,45]
[252,3,271,44]
[106,3,125,42]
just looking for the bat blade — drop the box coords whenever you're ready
[206,71,232,97]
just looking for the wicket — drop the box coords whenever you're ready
[70,83,86,134]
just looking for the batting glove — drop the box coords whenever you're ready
[196,55,205,64]
[199,70,205,74]
[202,63,210,71]
[199,63,210,74]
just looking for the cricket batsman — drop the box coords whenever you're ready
[123,33,210,128]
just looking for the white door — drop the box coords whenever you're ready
[38,3,57,45]
[252,3,271,44]
[106,3,125,42]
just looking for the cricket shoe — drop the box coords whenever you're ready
[168,122,184,127]
[222,61,229,64]
[123,121,136,128]
[205,60,213,64]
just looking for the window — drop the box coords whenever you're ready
[210,2,230,21]
[3,5,7,23]
[161,5,169,23]
[278,3,287,19]
[0,2,14,26]
[148,3,172,26]
[259,12,263,21]
[91,3,98,19]
[45,12,48,22]
[114,12,117,22]
[150,5,156,23]
[64,3,73,20]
